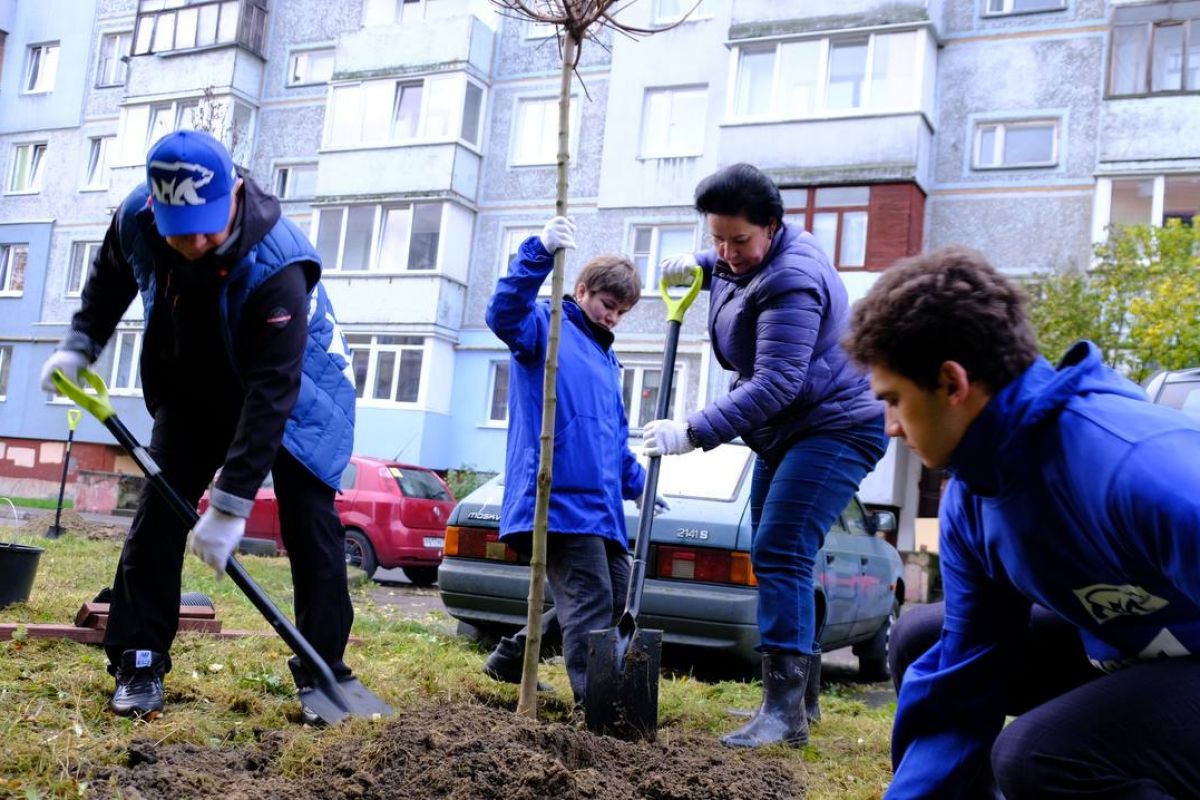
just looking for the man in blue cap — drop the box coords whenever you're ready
[39,130,358,722]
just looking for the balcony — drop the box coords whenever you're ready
[1099,94,1200,168]
[315,144,481,201]
[335,13,494,80]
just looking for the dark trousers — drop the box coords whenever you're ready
[103,403,353,684]
[891,602,1200,799]
[543,534,630,703]
[750,417,887,653]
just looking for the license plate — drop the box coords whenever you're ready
[423,537,443,549]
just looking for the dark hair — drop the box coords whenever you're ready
[576,254,642,306]
[694,163,784,228]
[844,246,1039,392]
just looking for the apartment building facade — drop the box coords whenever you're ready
[1,0,1195,549]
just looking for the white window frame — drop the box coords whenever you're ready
[653,0,714,25]
[286,46,335,88]
[313,202,445,273]
[727,29,923,122]
[972,119,1059,170]
[984,0,1067,17]
[274,161,318,199]
[0,244,29,296]
[346,333,426,406]
[67,241,101,297]
[23,42,59,94]
[323,74,486,150]
[362,0,427,26]
[1093,173,1200,240]
[510,94,580,167]
[82,136,115,190]
[7,143,46,194]
[96,30,131,87]
[0,345,11,401]
[485,359,509,425]
[629,223,698,291]
[639,85,708,158]
[497,225,542,279]
[109,329,144,395]
[622,361,687,431]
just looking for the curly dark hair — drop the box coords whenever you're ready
[844,246,1039,392]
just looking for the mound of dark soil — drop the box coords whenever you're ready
[94,702,799,799]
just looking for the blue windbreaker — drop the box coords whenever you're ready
[485,236,645,546]
[888,342,1200,798]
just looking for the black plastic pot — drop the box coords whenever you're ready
[0,543,43,609]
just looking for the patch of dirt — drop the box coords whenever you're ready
[15,510,127,541]
[93,702,800,800]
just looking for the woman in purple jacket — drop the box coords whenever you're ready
[643,163,886,748]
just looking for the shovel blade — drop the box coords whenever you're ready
[301,678,394,726]
[584,625,662,741]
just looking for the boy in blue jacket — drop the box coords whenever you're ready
[483,216,661,704]
[844,246,1200,799]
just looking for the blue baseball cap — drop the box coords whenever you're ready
[145,130,238,237]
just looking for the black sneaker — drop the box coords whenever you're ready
[110,649,166,718]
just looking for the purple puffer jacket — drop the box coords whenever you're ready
[687,221,881,464]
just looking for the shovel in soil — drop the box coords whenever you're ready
[53,368,392,726]
[584,267,703,741]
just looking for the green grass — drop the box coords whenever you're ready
[1,496,74,510]
[0,536,894,799]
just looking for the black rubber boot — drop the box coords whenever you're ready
[483,635,553,691]
[720,652,810,748]
[110,649,166,718]
[805,649,822,725]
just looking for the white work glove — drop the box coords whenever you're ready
[40,349,90,394]
[636,494,672,516]
[539,216,577,254]
[658,253,699,286]
[642,419,695,458]
[188,507,246,578]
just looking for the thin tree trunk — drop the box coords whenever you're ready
[518,30,578,718]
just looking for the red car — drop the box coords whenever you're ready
[198,455,456,586]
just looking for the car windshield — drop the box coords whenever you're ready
[1156,379,1200,420]
[643,444,753,502]
[388,467,451,500]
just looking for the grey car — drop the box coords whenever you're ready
[438,442,904,677]
[1144,367,1200,420]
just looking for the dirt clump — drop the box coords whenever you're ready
[94,702,799,799]
[16,510,127,541]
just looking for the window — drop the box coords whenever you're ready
[148,100,200,149]
[631,224,696,288]
[973,120,1058,169]
[640,86,707,158]
[731,31,919,119]
[326,75,484,147]
[287,47,334,87]
[984,0,1066,15]
[110,330,143,394]
[0,245,28,295]
[345,334,424,404]
[8,144,46,193]
[1102,174,1200,229]
[513,95,579,165]
[498,226,541,278]
[0,346,11,399]
[68,242,100,297]
[623,363,684,430]
[133,0,268,57]
[97,31,131,87]
[782,186,870,268]
[653,0,713,24]
[487,361,509,423]
[23,43,59,93]
[315,202,444,272]
[274,163,318,199]
[363,0,424,25]
[339,462,358,491]
[83,136,115,189]
[116,99,201,166]
[1110,21,1200,95]
[842,499,872,537]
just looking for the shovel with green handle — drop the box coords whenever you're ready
[583,265,704,741]
[52,368,392,726]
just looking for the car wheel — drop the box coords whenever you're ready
[344,528,378,578]
[402,566,438,587]
[858,601,898,682]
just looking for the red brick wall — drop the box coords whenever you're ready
[0,437,118,483]
[865,183,926,271]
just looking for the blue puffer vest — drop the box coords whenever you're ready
[116,184,356,489]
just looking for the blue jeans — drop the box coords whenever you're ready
[750,416,887,654]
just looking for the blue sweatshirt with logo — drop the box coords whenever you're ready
[888,342,1200,798]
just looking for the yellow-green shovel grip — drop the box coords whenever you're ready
[52,368,116,423]
[660,266,704,324]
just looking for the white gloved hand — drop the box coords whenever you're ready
[636,494,672,516]
[539,216,577,254]
[658,253,699,286]
[642,419,695,458]
[188,507,246,578]
[40,349,90,394]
